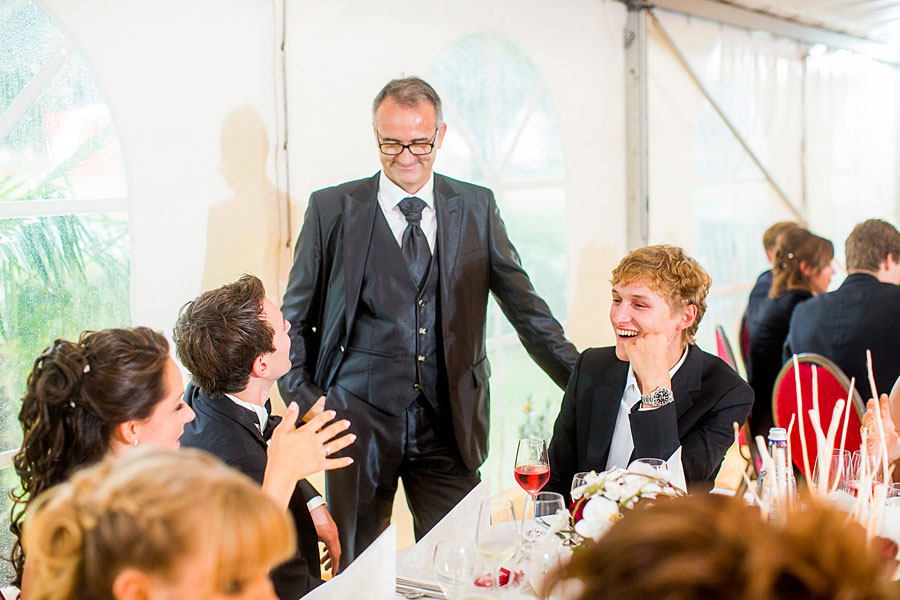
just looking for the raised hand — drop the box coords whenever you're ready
[623,332,672,397]
[263,403,355,509]
[864,394,900,465]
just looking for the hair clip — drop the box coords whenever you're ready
[69,400,76,408]
[787,252,794,260]
[83,364,90,374]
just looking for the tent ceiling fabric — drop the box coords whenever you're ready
[724,0,900,45]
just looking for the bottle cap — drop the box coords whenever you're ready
[768,427,788,442]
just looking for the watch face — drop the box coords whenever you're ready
[643,387,673,407]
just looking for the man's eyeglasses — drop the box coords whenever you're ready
[377,129,438,156]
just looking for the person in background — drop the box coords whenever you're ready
[748,228,834,439]
[786,219,900,398]
[175,275,355,599]
[279,76,578,563]
[547,494,900,600]
[23,448,294,600]
[546,245,752,495]
[744,221,803,336]
[10,327,195,593]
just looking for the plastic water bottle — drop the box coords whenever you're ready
[756,427,796,517]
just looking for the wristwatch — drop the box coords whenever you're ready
[640,386,674,408]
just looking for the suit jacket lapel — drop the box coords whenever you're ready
[672,345,699,420]
[199,390,268,448]
[591,359,629,464]
[343,173,379,337]
[434,174,462,291]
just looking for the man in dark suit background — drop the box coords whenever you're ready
[547,245,752,495]
[279,76,578,562]
[175,275,356,599]
[785,219,900,397]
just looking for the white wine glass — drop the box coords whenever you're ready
[476,497,519,593]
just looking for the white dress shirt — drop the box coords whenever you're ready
[225,393,268,433]
[377,171,436,252]
[224,393,326,511]
[606,348,688,490]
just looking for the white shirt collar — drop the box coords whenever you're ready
[378,170,435,210]
[224,393,268,433]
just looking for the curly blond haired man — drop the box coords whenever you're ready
[547,245,752,493]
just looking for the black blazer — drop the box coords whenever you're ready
[744,269,773,329]
[279,172,578,470]
[179,384,322,599]
[748,289,812,423]
[546,345,752,495]
[785,272,900,397]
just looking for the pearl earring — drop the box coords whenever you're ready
[133,439,139,447]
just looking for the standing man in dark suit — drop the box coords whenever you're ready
[175,275,356,599]
[279,76,579,563]
[547,246,752,495]
[785,219,900,397]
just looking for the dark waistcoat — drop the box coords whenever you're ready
[338,210,447,414]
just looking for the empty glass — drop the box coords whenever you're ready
[522,491,566,544]
[812,449,851,493]
[433,540,492,600]
[631,457,669,475]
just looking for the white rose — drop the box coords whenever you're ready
[546,508,571,534]
[575,496,619,541]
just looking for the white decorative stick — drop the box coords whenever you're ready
[733,422,762,507]
[786,413,796,477]
[793,355,812,481]
[825,400,846,495]
[838,378,855,457]
[867,350,891,484]
[812,364,820,426]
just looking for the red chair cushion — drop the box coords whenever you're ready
[772,362,861,477]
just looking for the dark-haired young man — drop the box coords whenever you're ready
[175,275,355,599]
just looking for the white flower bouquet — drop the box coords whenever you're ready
[565,463,685,542]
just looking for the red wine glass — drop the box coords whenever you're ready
[514,438,550,498]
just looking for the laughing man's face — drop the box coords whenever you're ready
[609,280,689,363]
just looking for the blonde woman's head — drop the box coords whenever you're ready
[23,448,294,600]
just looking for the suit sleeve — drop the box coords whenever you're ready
[783,310,798,365]
[485,192,579,389]
[546,353,585,495]
[637,378,752,490]
[279,194,328,414]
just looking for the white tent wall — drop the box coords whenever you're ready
[805,51,900,252]
[645,8,900,354]
[40,0,283,335]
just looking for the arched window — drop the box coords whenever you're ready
[0,0,131,569]
[431,33,567,484]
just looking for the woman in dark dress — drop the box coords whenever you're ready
[748,228,834,438]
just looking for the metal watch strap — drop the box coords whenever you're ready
[640,386,673,407]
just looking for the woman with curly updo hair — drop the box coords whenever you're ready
[748,228,834,438]
[10,327,195,593]
[23,448,294,600]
